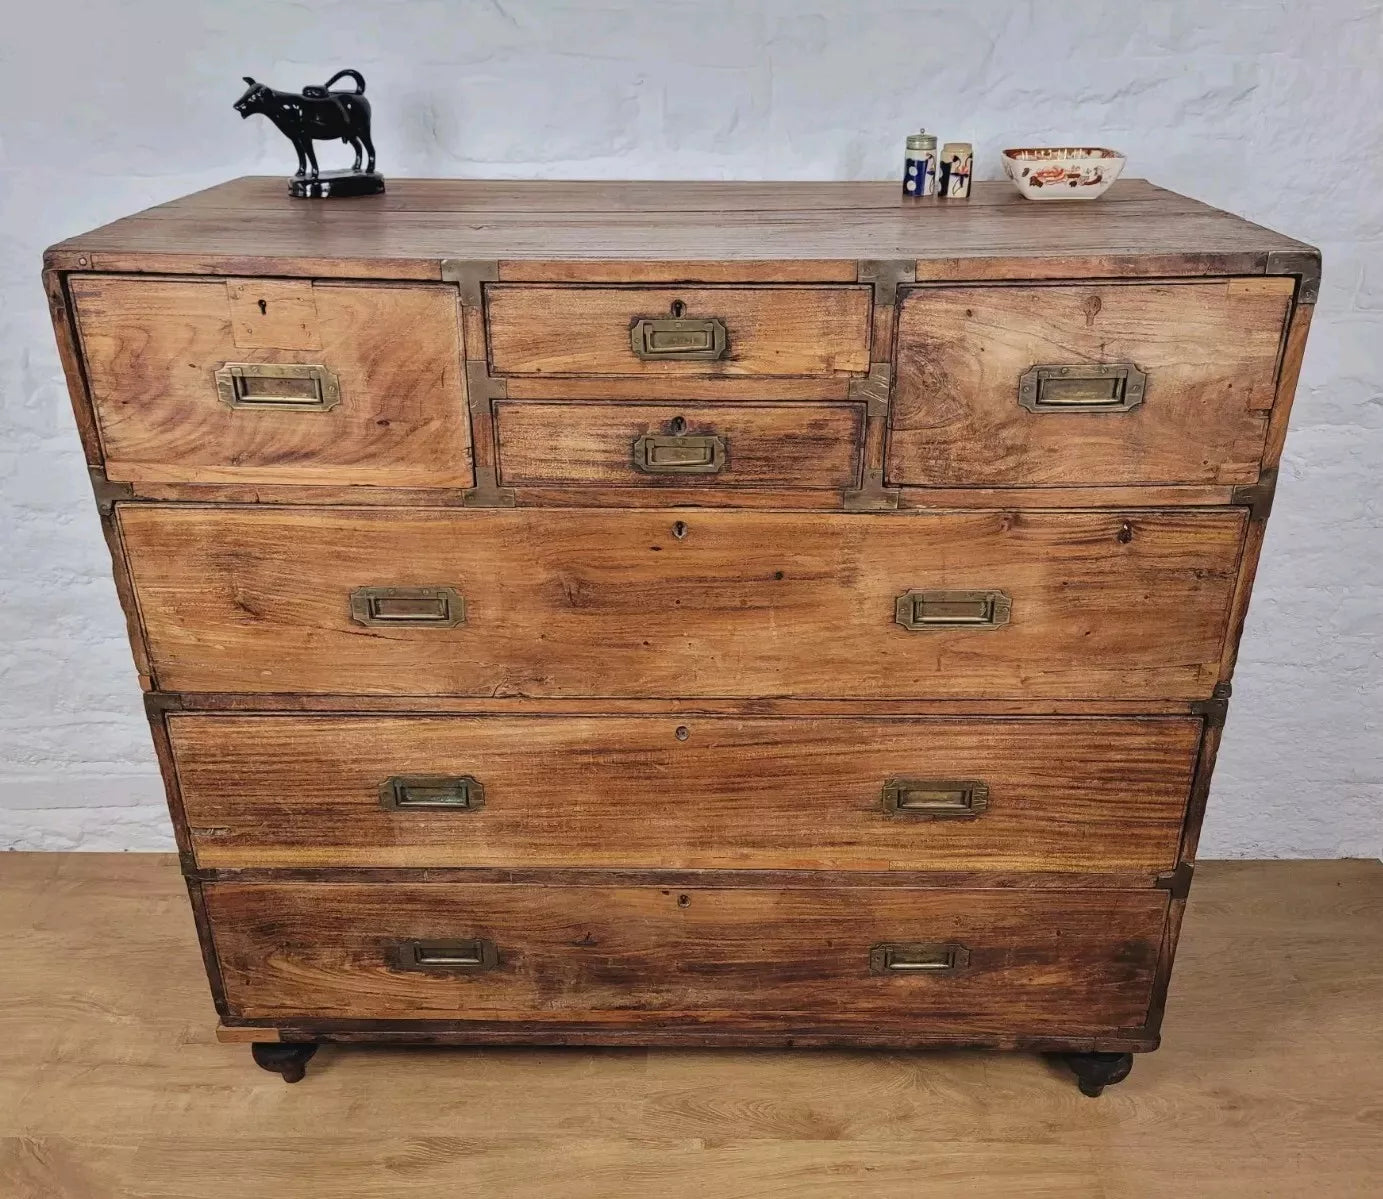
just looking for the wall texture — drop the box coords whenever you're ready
[1,1,1379,857]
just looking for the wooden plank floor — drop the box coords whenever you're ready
[0,856,1379,1198]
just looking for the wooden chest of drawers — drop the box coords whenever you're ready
[45,178,1318,1095]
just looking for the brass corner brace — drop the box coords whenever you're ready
[857,260,915,307]
[441,260,499,308]
[89,467,134,516]
[1265,249,1321,305]
[1231,467,1278,522]
[1155,862,1195,900]
[1190,682,1232,730]
[848,363,892,418]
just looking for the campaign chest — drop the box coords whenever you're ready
[44,178,1317,1094]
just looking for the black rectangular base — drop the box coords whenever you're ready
[288,171,385,199]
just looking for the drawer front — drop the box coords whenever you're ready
[119,505,1245,700]
[171,714,1200,872]
[485,285,872,377]
[887,279,1292,487]
[494,402,862,489]
[71,276,472,487]
[207,881,1168,1032]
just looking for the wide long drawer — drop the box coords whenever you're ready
[118,505,1246,699]
[170,713,1201,872]
[206,881,1169,1032]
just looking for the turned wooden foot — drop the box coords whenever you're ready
[1052,1051,1134,1097]
[251,1041,318,1083]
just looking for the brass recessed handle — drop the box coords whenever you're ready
[350,586,465,628]
[379,775,485,811]
[869,943,970,975]
[633,433,727,474]
[895,590,1011,630]
[630,312,729,360]
[1018,363,1146,413]
[882,778,989,818]
[394,939,498,972]
[215,362,341,410]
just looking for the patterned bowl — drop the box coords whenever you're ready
[1001,147,1126,200]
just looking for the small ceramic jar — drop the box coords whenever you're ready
[902,130,937,197]
[939,142,973,198]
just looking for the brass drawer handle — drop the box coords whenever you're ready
[349,586,465,628]
[630,312,729,361]
[1018,363,1146,413]
[379,775,485,811]
[882,778,989,818]
[394,939,498,973]
[215,362,341,410]
[869,943,970,975]
[895,589,1011,630]
[633,434,727,474]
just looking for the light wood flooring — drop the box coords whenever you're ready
[1,854,1379,1197]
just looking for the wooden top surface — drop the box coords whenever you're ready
[46,176,1316,280]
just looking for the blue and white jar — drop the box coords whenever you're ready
[903,130,938,197]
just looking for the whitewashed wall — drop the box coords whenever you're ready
[1,1,1379,857]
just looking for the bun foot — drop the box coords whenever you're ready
[1052,1051,1133,1097]
[251,1042,318,1083]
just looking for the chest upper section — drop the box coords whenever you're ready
[50,177,1315,509]
[65,269,1295,501]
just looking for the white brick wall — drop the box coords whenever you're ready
[1,1,1379,857]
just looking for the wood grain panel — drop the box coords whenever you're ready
[118,505,1246,699]
[494,402,862,489]
[485,285,871,376]
[205,880,1168,1030]
[888,279,1292,487]
[70,276,472,487]
[170,713,1200,872]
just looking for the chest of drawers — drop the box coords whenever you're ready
[45,178,1317,1095]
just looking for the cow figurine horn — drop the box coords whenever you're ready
[232,69,384,199]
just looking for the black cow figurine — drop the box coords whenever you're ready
[234,69,384,198]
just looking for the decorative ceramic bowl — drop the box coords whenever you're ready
[1001,147,1126,200]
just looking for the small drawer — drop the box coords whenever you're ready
[170,713,1200,872]
[70,276,472,487]
[485,285,872,377]
[494,402,862,489]
[206,880,1168,1033]
[887,279,1293,488]
[118,505,1247,700]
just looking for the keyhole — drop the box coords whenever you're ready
[669,415,686,435]
[672,521,688,540]
[670,299,686,318]
[257,298,267,315]
[1117,520,1134,544]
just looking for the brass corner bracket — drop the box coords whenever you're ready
[1190,681,1232,730]
[857,260,915,307]
[1265,249,1321,305]
[89,467,135,516]
[848,363,892,418]
[441,259,499,308]
[1154,862,1195,900]
[462,480,517,508]
[1231,467,1278,522]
